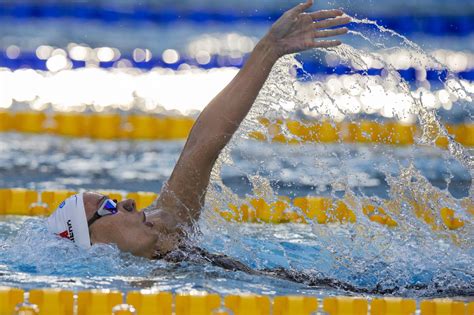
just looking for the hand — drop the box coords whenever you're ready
[264,0,350,58]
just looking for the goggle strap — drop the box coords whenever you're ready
[87,212,102,227]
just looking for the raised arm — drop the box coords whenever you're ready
[152,0,350,228]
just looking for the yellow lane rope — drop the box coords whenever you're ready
[0,287,472,315]
[0,111,472,146]
[0,189,471,230]
[249,117,473,147]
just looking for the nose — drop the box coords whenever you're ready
[118,199,136,212]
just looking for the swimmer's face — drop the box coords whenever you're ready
[83,192,159,259]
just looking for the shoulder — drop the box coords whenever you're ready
[146,208,182,234]
[146,207,191,255]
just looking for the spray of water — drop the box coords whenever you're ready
[202,16,473,296]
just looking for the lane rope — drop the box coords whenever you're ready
[0,111,472,146]
[1,287,472,315]
[0,188,471,229]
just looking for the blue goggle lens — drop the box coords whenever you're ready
[103,200,117,211]
[97,199,118,216]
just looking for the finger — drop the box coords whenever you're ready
[309,9,344,20]
[314,16,351,29]
[289,0,313,15]
[314,27,348,38]
[312,40,342,48]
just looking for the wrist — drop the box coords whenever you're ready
[255,36,281,65]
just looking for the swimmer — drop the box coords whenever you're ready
[47,1,356,292]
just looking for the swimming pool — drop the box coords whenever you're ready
[0,1,473,312]
[0,134,472,299]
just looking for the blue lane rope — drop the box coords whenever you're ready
[0,3,473,35]
[1,51,473,83]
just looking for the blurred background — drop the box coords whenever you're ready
[0,0,473,116]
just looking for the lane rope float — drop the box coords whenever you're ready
[0,188,470,230]
[0,111,472,146]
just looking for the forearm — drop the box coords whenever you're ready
[188,4,349,150]
[186,37,279,150]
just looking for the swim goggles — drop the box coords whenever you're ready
[87,198,118,227]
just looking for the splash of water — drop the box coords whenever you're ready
[202,16,473,296]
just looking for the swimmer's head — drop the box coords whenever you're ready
[47,192,159,259]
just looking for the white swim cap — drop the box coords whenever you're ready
[46,193,91,249]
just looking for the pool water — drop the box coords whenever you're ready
[0,135,472,299]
